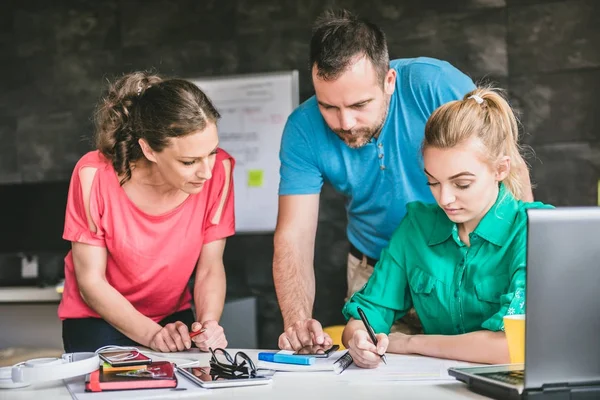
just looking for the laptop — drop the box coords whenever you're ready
[448,207,600,399]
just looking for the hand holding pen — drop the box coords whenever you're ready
[347,307,389,368]
[189,320,227,352]
[357,307,387,364]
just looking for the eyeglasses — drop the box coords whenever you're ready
[208,348,257,379]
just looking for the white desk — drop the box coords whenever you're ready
[0,287,64,350]
[2,349,491,400]
[0,286,61,303]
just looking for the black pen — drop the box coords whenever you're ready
[357,306,387,364]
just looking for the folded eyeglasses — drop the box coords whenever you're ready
[208,348,258,379]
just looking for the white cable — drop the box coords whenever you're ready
[95,346,200,368]
[95,345,140,362]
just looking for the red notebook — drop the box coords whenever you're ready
[85,361,177,392]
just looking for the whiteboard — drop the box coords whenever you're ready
[190,71,299,233]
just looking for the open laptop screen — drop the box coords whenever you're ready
[525,207,600,389]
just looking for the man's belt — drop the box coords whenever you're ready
[349,243,378,266]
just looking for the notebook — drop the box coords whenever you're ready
[256,350,346,372]
[85,361,177,392]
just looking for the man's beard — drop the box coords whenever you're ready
[332,100,389,149]
[333,126,379,149]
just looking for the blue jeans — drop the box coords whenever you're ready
[62,308,195,352]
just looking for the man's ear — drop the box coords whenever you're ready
[138,138,157,163]
[496,155,511,181]
[384,68,396,96]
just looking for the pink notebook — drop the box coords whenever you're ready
[85,361,177,392]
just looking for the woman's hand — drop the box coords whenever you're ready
[149,321,192,352]
[190,320,228,351]
[348,329,389,369]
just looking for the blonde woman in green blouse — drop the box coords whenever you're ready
[341,87,553,367]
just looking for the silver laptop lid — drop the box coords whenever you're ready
[525,207,600,389]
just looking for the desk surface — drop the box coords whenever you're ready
[0,286,61,303]
[3,349,490,400]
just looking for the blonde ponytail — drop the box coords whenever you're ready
[423,86,528,200]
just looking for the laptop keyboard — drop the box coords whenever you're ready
[479,370,524,385]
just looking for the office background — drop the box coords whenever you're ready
[0,0,598,348]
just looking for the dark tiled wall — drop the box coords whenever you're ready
[0,0,598,348]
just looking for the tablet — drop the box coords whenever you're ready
[176,365,273,389]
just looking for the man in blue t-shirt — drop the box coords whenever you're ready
[274,9,533,351]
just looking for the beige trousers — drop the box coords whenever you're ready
[346,252,423,335]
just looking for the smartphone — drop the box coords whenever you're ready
[98,350,152,367]
[293,344,340,358]
[176,366,273,389]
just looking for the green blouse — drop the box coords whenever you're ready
[343,185,553,335]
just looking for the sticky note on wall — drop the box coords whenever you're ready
[248,170,264,188]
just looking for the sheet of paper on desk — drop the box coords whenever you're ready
[340,354,475,382]
[64,371,208,400]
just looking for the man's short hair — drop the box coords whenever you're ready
[310,9,390,84]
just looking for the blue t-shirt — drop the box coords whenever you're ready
[278,57,475,260]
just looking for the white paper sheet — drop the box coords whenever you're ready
[339,354,474,382]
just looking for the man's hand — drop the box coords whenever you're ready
[348,329,389,369]
[190,320,228,352]
[148,321,192,352]
[278,318,333,350]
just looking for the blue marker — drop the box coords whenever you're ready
[258,352,315,365]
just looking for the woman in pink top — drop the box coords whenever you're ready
[58,71,235,353]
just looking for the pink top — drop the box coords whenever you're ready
[58,149,235,322]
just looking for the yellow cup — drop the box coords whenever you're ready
[503,314,526,364]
